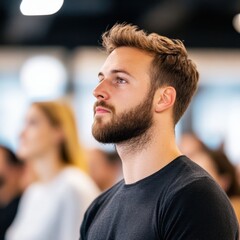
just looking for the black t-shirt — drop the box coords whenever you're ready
[80,156,239,240]
[0,195,21,240]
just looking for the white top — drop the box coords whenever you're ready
[6,167,100,240]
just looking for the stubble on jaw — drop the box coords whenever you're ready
[92,89,155,151]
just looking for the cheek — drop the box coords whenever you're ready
[26,127,51,145]
[19,127,54,157]
[113,88,148,115]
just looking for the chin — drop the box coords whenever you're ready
[17,148,31,161]
[94,114,112,123]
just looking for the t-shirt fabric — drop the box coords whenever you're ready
[80,155,239,240]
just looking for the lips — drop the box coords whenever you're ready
[95,106,111,115]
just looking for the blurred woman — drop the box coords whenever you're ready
[6,101,99,240]
[191,148,240,223]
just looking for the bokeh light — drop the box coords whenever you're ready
[20,55,67,100]
[20,0,64,16]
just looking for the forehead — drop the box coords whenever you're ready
[25,105,47,123]
[27,105,42,117]
[100,47,154,76]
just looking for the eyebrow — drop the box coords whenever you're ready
[98,69,134,78]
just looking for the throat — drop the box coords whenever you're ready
[116,127,152,157]
[116,131,182,184]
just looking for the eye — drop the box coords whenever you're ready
[27,118,39,127]
[116,77,127,84]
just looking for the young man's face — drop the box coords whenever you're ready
[92,47,155,144]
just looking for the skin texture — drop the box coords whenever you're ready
[93,47,181,184]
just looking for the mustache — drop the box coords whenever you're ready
[93,101,115,113]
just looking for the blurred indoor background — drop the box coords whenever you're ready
[0,0,240,163]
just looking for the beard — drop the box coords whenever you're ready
[92,89,154,144]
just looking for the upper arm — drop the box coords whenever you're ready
[160,179,239,240]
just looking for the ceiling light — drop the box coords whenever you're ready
[233,13,240,33]
[20,0,64,16]
[20,55,67,100]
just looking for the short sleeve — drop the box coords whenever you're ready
[160,178,239,240]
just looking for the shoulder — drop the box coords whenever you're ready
[167,176,230,209]
[162,156,234,217]
[18,182,45,207]
[161,155,219,196]
[159,156,239,239]
[53,167,100,210]
[57,167,100,196]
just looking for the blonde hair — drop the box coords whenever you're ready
[102,23,199,124]
[32,100,87,171]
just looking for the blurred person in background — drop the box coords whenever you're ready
[0,145,25,240]
[6,101,99,240]
[191,147,240,223]
[236,164,240,187]
[178,132,206,159]
[87,149,122,191]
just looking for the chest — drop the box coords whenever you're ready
[86,189,162,240]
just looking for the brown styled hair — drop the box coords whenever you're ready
[32,101,87,171]
[102,23,199,124]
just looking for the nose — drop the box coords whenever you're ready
[93,80,110,101]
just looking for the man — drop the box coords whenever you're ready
[80,24,239,239]
[0,145,25,240]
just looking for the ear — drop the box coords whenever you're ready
[154,86,176,113]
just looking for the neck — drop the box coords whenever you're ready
[116,125,182,184]
[30,150,67,183]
